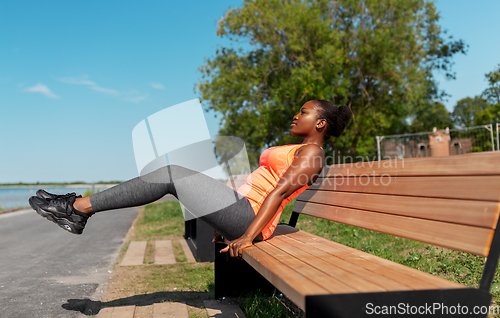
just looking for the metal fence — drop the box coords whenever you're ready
[376,123,499,161]
[497,123,500,153]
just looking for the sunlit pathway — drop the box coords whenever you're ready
[0,207,138,318]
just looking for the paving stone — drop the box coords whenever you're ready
[179,239,196,263]
[153,302,189,318]
[155,240,177,265]
[120,241,147,266]
[97,305,136,318]
[204,300,247,318]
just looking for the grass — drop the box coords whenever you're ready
[139,264,214,294]
[240,290,302,318]
[83,189,101,197]
[116,199,500,318]
[131,201,185,241]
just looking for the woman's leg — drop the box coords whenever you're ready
[81,165,258,241]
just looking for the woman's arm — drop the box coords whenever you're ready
[221,144,325,258]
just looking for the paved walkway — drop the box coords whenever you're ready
[0,207,138,318]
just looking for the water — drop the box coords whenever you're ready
[0,186,112,210]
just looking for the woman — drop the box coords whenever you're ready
[29,100,352,258]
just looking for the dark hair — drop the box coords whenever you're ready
[312,100,353,140]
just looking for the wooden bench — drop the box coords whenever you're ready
[214,152,500,317]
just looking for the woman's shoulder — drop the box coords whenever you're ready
[269,143,323,157]
[293,145,325,165]
[295,143,324,154]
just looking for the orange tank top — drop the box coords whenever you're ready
[236,144,317,240]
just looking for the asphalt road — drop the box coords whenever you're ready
[0,206,138,318]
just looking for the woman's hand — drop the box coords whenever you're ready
[220,234,254,258]
[212,231,224,244]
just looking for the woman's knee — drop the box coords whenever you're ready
[140,165,172,184]
[167,164,200,179]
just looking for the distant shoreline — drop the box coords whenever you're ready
[0,184,118,189]
[0,207,30,215]
[0,184,119,214]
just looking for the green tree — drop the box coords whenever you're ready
[482,64,500,105]
[451,65,500,127]
[476,64,500,125]
[409,102,453,132]
[197,0,466,166]
[452,96,489,128]
[475,104,500,126]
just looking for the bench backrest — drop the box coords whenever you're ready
[293,152,500,257]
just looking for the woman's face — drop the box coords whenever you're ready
[290,101,321,136]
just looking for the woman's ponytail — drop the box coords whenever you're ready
[313,100,353,140]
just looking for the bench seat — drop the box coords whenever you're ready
[244,224,463,310]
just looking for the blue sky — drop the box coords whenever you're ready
[1,0,499,184]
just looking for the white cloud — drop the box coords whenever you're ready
[151,82,164,90]
[58,75,147,103]
[90,85,120,96]
[59,75,120,96]
[123,93,149,103]
[25,83,59,99]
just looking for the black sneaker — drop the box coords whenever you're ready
[36,189,82,201]
[29,195,92,234]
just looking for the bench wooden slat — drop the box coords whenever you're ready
[256,242,361,294]
[244,225,466,310]
[243,245,329,310]
[323,151,500,177]
[270,234,417,291]
[308,175,500,202]
[293,201,494,256]
[273,225,464,290]
[268,235,406,291]
[296,190,500,229]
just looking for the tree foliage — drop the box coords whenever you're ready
[409,102,453,132]
[197,0,466,166]
[452,96,489,128]
[450,64,500,128]
[483,64,500,105]
[476,64,500,125]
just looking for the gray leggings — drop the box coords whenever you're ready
[89,165,261,241]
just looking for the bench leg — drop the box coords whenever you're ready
[214,242,276,299]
